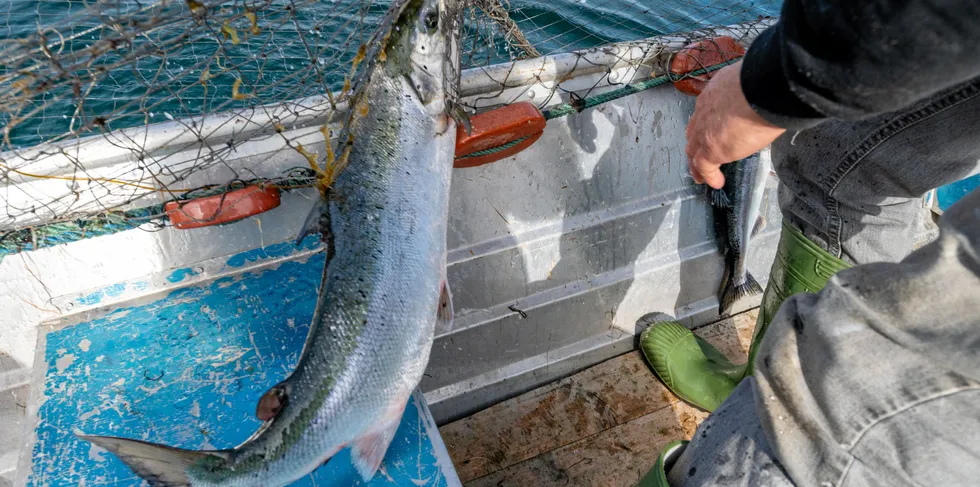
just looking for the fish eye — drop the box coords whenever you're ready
[421,9,438,33]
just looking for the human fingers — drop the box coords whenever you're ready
[690,149,725,189]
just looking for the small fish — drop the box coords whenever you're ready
[709,153,770,315]
[78,0,461,484]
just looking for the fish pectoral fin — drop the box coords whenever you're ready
[450,104,472,136]
[751,215,766,239]
[351,412,404,481]
[77,434,231,487]
[295,197,330,246]
[256,382,289,421]
[436,280,454,333]
[708,188,731,209]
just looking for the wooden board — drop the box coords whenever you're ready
[440,310,757,485]
[466,402,708,487]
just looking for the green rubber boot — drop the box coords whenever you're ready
[640,221,851,411]
[640,321,745,411]
[742,220,850,375]
[636,440,688,487]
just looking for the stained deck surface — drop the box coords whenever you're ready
[439,310,757,486]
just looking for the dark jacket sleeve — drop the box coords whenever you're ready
[741,0,980,130]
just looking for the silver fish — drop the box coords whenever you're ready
[709,153,770,315]
[78,0,460,484]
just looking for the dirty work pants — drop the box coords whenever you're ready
[666,78,980,486]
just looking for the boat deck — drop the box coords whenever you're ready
[438,309,757,486]
[0,306,755,487]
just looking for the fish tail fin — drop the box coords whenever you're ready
[351,407,405,481]
[78,434,229,487]
[720,272,763,315]
[708,188,731,208]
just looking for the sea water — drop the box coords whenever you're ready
[0,0,780,149]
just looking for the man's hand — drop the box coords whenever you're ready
[685,60,786,189]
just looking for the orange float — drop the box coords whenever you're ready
[166,185,281,229]
[454,101,546,168]
[670,36,745,96]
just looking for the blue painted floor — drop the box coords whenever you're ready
[937,173,980,211]
[27,248,459,486]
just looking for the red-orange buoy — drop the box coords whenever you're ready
[670,36,745,96]
[454,101,546,168]
[166,185,281,229]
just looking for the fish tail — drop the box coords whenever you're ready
[719,271,763,315]
[78,434,230,486]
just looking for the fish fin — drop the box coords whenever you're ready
[451,104,472,136]
[719,272,763,315]
[77,434,230,487]
[255,381,289,421]
[351,413,404,481]
[751,215,766,238]
[436,280,454,333]
[295,197,328,246]
[709,188,731,208]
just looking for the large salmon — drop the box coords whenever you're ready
[79,0,461,484]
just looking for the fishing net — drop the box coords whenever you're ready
[0,0,780,256]
[462,0,777,66]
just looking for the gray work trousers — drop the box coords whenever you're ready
[666,77,980,486]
